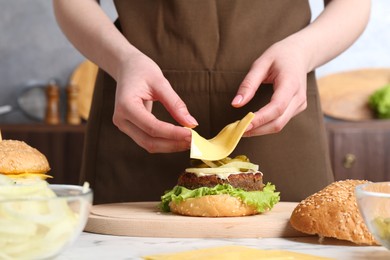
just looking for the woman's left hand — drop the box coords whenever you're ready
[232,36,308,136]
[232,0,371,137]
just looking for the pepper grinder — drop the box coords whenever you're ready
[45,80,60,125]
[66,82,81,125]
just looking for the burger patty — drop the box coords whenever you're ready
[177,171,264,191]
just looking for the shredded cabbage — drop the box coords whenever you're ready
[0,176,80,259]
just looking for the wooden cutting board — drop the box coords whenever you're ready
[69,60,98,120]
[318,68,390,121]
[84,202,308,238]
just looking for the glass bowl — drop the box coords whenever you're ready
[355,182,390,249]
[0,183,93,259]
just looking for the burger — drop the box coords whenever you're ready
[0,137,87,259]
[160,155,280,217]
[0,139,51,181]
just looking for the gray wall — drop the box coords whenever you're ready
[0,0,116,123]
[0,0,389,123]
[310,0,390,77]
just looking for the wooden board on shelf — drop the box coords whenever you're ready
[318,68,390,121]
[70,60,98,120]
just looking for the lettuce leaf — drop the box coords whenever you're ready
[160,183,280,213]
[369,84,390,119]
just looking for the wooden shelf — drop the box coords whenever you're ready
[326,120,390,182]
[2,120,390,185]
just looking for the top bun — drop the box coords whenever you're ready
[290,179,377,245]
[0,140,50,174]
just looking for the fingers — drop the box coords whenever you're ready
[112,53,197,153]
[244,91,307,137]
[251,77,298,126]
[120,118,192,153]
[154,78,198,128]
[113,98,192,151]
[232,58,271,108]
[113,85,194,153]
[235,43,308,137]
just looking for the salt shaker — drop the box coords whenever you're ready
[66,82,81,125]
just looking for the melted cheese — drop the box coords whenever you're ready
[3,173,52,180]
[190,112,255,161]
[193,171,259,180]
[186,169,261,180]
[144,245,333,260]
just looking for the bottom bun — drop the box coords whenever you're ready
[169,194,258,217]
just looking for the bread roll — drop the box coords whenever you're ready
[0,140,50,174]
[290,179,377,245]
[169,194,258,217]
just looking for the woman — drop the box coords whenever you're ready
[53,0,370,204]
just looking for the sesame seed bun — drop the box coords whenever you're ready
[169,194,258,217]
[0,140,50,175]
[289,179,377,245]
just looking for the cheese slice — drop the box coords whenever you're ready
[190,112,255,161]
[143,245,334,260]
[4,173,52,179]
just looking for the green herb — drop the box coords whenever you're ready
[369,84,390,119]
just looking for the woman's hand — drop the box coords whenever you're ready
[113,52,197,153]
[232,37,308,136]
[53,0,198,153]
[232,0,371,137]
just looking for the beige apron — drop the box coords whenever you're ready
[81,0,334,204]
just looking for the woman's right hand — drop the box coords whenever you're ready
[53,0,197,153]
[112,51,198,153]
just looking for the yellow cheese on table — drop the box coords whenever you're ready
[143,245,334,260]
[190,112,255,161]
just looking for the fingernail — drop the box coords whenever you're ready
[232,95,243,106]
[246,123,253,132]
[186,115,198,126]
[185,136,192,143]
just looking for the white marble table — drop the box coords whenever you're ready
[57,232,390,260]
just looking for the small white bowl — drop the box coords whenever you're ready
[355,182,390,250]
[0,183,93,259]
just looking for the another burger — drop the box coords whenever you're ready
[0,136,88,259]
[0,139,51,181]
[160,155,280,217]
